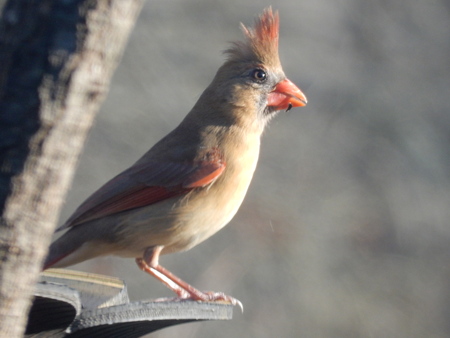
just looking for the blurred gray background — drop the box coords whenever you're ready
[58,0,449,337]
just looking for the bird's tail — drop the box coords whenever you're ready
[43,228,88,270]
[43,249,71,270]
[43,236,77,270]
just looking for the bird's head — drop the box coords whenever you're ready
[199,7,307,130]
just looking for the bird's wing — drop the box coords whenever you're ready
[58,148,225,230]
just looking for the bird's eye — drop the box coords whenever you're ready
[251,68,267,82]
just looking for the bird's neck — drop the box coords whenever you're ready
[186,102,265,138]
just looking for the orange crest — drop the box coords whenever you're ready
[241,7,279,54]
[225,7,281,68]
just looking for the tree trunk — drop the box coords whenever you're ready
[0,1,143,336]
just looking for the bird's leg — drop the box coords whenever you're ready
[136,246,242,310]
[136,246,191,299]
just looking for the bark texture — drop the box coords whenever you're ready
[0,1,143,336]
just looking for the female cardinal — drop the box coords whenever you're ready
[44,7,307,306]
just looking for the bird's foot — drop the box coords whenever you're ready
[191,291,243,312]
[137,255,243,310]
[171,285,243,311]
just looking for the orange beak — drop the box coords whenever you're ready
[267,78,307,111]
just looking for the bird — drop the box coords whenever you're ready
[43,7,307,307]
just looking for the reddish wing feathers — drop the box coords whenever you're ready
[183,163,225,188]
[65,185,189,228]
[184,146,225,188]
[60,148,226,229]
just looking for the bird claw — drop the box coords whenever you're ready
[196,291,243,312]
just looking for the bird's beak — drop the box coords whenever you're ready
[267,78,307,111]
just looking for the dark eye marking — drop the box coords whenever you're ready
[251,68,267,83]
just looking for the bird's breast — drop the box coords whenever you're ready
[164,132,261,253]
